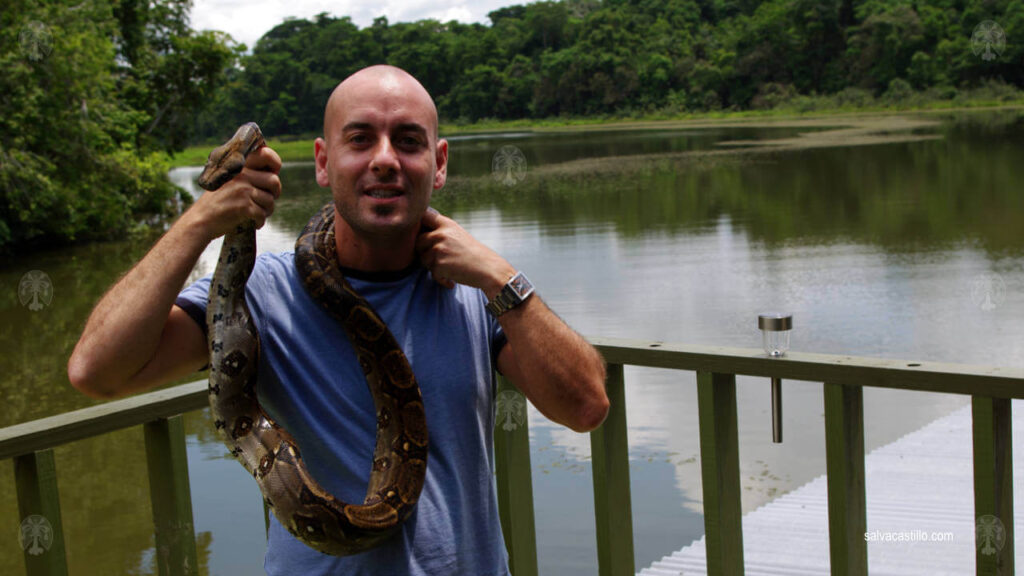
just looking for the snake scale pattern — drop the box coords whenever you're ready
[197,122,428,556]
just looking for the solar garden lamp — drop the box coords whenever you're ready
[758,313,792,444]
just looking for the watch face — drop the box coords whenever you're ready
[509,272,534,298]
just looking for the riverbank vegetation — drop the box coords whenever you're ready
[3,0,1023,251]
[172,99,1024,168]
[193,0,1024,139]
[1,0,237,251]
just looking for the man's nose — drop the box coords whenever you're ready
[369,137,400,176]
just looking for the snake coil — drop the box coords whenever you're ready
[199,123,428,556]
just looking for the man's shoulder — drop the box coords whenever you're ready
[251,251,298,282]
[440,280,496,331]
[448,279,488,308]
[255,250,295,269]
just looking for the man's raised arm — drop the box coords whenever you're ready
[416,209,609,433]
[67,147,281,398]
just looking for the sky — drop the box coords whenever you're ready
[190,0,522,50]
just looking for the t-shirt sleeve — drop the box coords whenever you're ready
[175,276,211,338]
[488,308,507,369]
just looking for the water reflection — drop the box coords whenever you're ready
[441,118,1024,253]
[443,125,831,178]
[2,111,1022,575]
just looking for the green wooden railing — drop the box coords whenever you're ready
[2,337,1022,576]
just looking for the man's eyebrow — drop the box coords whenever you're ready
[395,123,429,137]
[341,121,374,133]
[340,122,430,138]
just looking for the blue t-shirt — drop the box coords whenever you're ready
[177,252,511,575]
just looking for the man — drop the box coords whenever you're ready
[68,65,608,574]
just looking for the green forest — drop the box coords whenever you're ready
[197,0,1024,136]
[3,0,1023,251]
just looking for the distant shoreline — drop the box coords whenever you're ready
[170,103,1024,168]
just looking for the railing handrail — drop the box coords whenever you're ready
[0,381,207,460]
[5,337,1019,575]
[3,338,1023,460]
[592,337,1024,398]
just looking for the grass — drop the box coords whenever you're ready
[170,138,316,168]
[167,89,1024,169]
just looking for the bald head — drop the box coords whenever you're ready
[312,64,449,264]
[323,65,439,141]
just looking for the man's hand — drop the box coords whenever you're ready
[185,146,283,241]
[68,145,282,399]
[415,208,515,298]
[415,208,609,433]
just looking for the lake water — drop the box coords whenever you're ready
[2,110,1023,575]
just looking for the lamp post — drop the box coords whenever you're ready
[758,313,792,443]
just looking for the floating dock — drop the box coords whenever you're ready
[639,401,1022,575]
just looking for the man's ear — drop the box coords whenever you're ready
[314,138,330,187]
[433,138,448,190]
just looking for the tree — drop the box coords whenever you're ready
[443,65,502,121]
[523,2,572,55]
[1,0,234,250]
[186,0,1024,138]
[498,55,538,119]
[845,3,925,91]
[115,0,238,151]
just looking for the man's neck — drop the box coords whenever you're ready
[333,219,418,272]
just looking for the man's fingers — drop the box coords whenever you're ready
[246,145,282,173]
[415,231,453,289]
[419,206,442,231]
[244,168,281,199]
[250,187,276,215]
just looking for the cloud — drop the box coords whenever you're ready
[191,0,508,49]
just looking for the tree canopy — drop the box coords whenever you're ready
[3,0,1022,251]
[195,0,1024,135]
[1,0,238,251]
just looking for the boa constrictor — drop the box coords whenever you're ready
[197,122,428,556]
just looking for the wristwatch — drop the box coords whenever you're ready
[486,271,535,317]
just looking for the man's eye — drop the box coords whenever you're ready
[398,136,423,148]
[349,134,370,145]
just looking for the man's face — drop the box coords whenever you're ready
[315,71,448,243]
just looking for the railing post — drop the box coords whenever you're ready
[590,363,635,576]
[264,498,271,539]
[972,396,1014,576]
[14,449,69,576]
[144,416,199,576]
[823,382,867,576]
[494,375,539,576]
[697,371,744,576]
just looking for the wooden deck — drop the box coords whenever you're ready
[640,401,1023,575]
[4,339,1022,576]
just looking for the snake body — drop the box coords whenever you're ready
[198,123,428,556]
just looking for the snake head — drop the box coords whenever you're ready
[197,122,266,191]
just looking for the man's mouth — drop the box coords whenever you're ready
[364,186,403,199]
